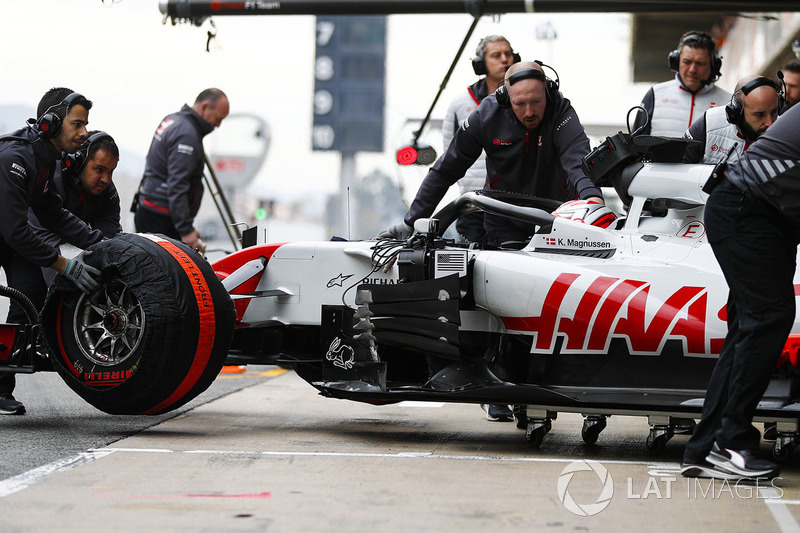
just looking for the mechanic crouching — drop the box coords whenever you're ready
[681,101,800,481]
[379,61,604,247]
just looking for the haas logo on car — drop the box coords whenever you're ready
[502,272,727,356]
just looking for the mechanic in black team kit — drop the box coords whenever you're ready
[380,61,603,246]
[681,102,800,481]
[0,88,104,415]
[134,88,230,250]
[443,34,519,244]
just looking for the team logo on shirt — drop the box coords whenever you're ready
[493,139,513,146]
[10,162,26,179]
[155,117,175,139]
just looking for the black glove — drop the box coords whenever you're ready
[377,222,413,240]
[63,251,101,294]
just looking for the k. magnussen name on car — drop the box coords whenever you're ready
[559,239,612,249]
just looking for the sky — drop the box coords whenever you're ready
[0,1,649,210]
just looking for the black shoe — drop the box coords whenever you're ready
[706,443,779,479]
[764,423,778,441]
[680,458,742,480]
[0,394,26,415]
[481,404,513,422]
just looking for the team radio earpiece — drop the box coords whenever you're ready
[724,76,782,127]
[495,60,560,108]
[62,131,113,177]
[667,33,722,83]
[472,51,522,76]
[35,92,83,138]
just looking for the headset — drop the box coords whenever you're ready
[668,32,722,84]
[495,60,560,108]
[35,92,83,138]
[472,51,521,76]
[725,76,782,128]
[62,131,113,177]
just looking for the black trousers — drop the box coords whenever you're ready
[1,242,49,395]
[134,207,180,240]
[684,179,799,460]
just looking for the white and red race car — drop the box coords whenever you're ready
[3,134,800,459]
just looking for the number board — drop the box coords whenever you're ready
[312,16,386,153]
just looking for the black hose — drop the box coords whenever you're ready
[0,285,38,325]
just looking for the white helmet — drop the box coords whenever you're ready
[552,200,617,229]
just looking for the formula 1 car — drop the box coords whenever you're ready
[2,133,800,460]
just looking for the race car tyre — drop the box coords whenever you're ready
[41,233,235,415]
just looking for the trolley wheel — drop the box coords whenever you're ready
[581,415,607,445]
[525,419,552,448]
[773,436,795,463]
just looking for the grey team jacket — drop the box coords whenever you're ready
[405,91,601,225]
[0,126,102,267]
[137,104,216,236]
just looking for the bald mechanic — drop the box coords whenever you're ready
[380,61,603,246]
[683,75,780,164]
[134,88,229,250]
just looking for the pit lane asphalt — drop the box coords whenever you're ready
[2,368,800,532]
[0,365,280,480]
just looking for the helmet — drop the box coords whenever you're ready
[552,200,617,229]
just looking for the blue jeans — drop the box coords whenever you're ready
[684,179,798,460]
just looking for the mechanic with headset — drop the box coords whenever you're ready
[632,31,731,137]
[26,131,122,289]
[379,61,603,246]
[0,87,105,415]
[683,74,781,164]
[442,35,520,244]
[680,101,800,482]
[781,59,800,111]
[133,88,229,251]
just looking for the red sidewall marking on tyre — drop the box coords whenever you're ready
[143,240,217,414]
[55,293,81,378]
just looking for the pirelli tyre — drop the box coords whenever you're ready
[41,233,235,415]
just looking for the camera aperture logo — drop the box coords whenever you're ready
[557,460,614,516]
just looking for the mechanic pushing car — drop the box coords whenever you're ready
[379,61,604,246]
[681,101,800,481]
[0,88,104,415]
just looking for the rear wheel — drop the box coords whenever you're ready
[42,233,235,415]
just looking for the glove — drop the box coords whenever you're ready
[63,251,101,294]
[377,222,413,240]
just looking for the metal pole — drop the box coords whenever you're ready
[162,0,800,20]
[203,154,241,251]
[413,13,481,145]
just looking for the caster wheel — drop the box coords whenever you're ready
[646,429,671,453]
[773,437,795,463]
[581,416,607,445]
[525,419,551,448]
